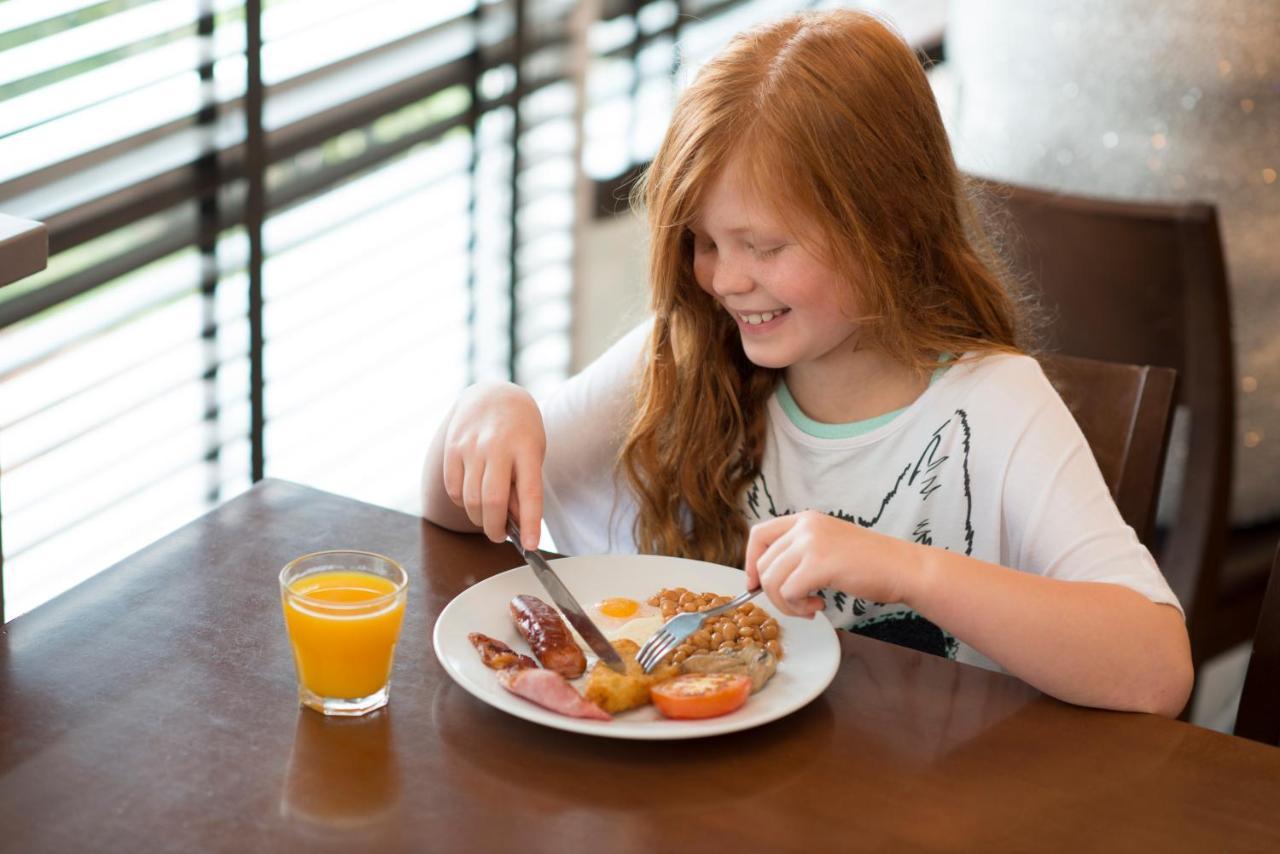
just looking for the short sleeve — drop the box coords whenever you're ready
[999,362,1184,616]
[538,319,651,555]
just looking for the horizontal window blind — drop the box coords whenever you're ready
[0,0,591,619]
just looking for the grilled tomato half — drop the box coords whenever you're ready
[649,672,751,719]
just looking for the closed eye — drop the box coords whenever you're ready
[752,243,788,258]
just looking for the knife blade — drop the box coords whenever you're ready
[506,518,627,674]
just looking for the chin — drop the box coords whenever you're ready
[740,342,794,370]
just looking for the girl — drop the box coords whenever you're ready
[423,10,1193,717]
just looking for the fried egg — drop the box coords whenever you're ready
[591,597,664,646]
[603,614,665,646]
[591,597,649,628]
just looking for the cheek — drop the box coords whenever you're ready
[692,255,715,295]
[772,261,850,315]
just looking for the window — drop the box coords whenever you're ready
[0,0,584,619]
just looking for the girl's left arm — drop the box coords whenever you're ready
[905,537,1192,717]
[745,512,1193,717]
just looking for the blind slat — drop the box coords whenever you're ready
[0,0,220,90]
[0,0,116,34]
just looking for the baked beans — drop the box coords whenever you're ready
[647,587,784,665]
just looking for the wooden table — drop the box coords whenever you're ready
[2,480,1278,852]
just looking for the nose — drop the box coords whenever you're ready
[707,253,755,298]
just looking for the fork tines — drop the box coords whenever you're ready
[636,631,677,673]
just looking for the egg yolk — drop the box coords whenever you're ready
[596,597,640,619]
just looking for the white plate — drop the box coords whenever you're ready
[432,554,840,740]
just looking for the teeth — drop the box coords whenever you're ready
[742,310,782,325]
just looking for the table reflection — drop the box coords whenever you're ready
[841,641,1041,764]
[279,707,401,830]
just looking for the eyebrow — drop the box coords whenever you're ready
[689,224,781,237]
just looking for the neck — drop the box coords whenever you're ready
[783,345,930,424]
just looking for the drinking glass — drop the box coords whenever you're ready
[280,550,408,716]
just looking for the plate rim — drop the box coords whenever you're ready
[430,553,840,740]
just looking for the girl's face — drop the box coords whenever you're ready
[690,160,860,373]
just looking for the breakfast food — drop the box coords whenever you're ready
[591,597,664,646]
[583,639,679,714]
[469,632,538,671]
[592,597,655,626]
[496,667,611,721]
[680,643,777,693]
[649,588,783,664]
[650,673,752,719]
[476,587,784,724]
[510,594,587,678]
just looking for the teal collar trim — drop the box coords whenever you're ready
[775,381,906,439]
[933,352,955,380]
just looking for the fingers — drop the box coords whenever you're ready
[743,515,796,590]
[756,539,813,618]
[750,516,827,619]
[448,439,542,545]
[460,455,486,530]
[479,455,515,543]
[767,535,833,618]
[513,452,543,550]
[443,444,465,508]
[440,384,546,543]
[777,565,827,618]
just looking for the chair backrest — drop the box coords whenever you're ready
[976,178,1234,622]
[1235,542,1280,747]
[1040,354,1178,543]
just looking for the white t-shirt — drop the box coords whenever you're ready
[539,321,1182,671]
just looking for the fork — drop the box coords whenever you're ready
[635,587,763,673]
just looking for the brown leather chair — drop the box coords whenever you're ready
[1234,542,1280,746]
[1040,354,1177,544]
[974,178,1269,676]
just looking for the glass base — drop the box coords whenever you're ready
[298,684,390,717]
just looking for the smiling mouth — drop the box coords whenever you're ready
[736,308,790,326]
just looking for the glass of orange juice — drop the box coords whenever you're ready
[280,550,408,716]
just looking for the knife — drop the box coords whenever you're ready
[506,517,627,674]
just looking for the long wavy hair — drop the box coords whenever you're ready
[619,10,1026,566]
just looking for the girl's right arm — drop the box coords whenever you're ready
[421,381,546,550]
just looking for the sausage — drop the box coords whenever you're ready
[510,594,586,678]
[468,632,538,671]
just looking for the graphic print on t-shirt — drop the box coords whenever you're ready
[744,410,974,659]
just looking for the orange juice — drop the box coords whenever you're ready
[283,570,407,701]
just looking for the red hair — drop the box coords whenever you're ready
[619,10,1025,564]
